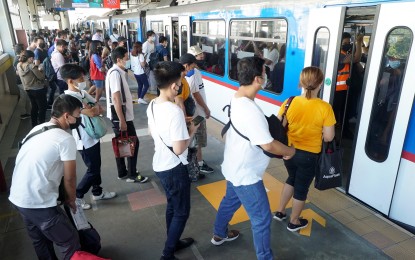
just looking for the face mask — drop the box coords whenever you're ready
[65,38,69,43]
[151,36,156,42]
[125,59,131,69]
[97,47,103,53]
[389,60,400,69]
[68,116,82,130]
[39,43,46,49]
[261,74,268,89]
[342,43,352,52]
[76,81,87,91]
[177,85,183,95]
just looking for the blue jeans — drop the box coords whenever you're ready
[156,163,191,258]
[214,180,273,260]
[76,142,103,198]
[134,73,149,99]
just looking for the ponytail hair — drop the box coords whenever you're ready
[19,50,35,63]
[299,66,324,99]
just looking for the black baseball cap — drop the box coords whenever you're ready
[179,53,196,65]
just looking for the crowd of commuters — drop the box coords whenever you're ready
[9,27,337,260]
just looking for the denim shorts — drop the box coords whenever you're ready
[93,80,104,89]
[284,149,319,201]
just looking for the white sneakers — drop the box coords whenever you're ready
[92,191,117,201]
[76,191,117,210]
[138,98,148,105]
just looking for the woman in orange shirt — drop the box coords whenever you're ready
[274,67,336,231]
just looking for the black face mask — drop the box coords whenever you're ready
[342,43,352,52]
[69,116,82,130]
[39,43,46,49]
[97,47,103,53]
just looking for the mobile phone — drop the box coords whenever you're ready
[192,115,205,126]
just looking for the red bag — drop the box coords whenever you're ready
[71,251,111,260]
[112,132,137,158]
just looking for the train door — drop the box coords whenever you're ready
[178,16,190,57]
[163,18,173,60]
[349,2,415,215]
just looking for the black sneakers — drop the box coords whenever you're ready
[199,161,214,173]
[287,218,308,232]
[175,237,194,252]
[273,211,287,221]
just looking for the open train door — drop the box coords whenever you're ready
[304,7,345,103]
[349,2,415,215]
[163,17,173,60]
[178,16,190,57]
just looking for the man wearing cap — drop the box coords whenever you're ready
[186,46,214,174]
[177,53,206,181]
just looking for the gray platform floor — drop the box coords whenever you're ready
[0,92,411,259]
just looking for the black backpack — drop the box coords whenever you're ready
[80,55,90,72]
[42,57,57,82]
[148,50,162,70]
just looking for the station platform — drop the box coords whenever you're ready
[1,88,415,259]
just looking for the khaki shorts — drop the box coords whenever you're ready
[195,120,207,147]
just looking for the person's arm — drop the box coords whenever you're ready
[172,121,199,155]
[163,48,168,61]
[353,34,363,63]
[34,50,41,66]
[30,65,45,80]
[63,160,77,213]
[323,125,335,142]
[113,90,127,131]
[260,141,295,160]
[139,54,146,68]
[93,54,105,72]
[193,92,210,118]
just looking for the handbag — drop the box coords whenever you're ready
[314,141,343,190]
[111,132,137,158]
[109,70,127,122]
[184,94,196,116]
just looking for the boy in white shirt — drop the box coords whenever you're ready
[62,64,116,210]
[147,61,199,260]
[211,57,295,259]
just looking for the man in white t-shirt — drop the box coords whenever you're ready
[106,47,149,183]
[142,30,157,92]
[109,28,119,43]
[211,57,295,259]
[62,64,117,210]
[9,94,83,260]
[186,46,214,173]
[147,61,199,260]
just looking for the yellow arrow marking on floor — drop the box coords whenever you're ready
[197,172,319,233]
[299,208,326,237]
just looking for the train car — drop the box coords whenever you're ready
[142,0,415,233]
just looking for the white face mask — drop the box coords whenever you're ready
[76,81,87,91]
[261,74,268,89]
[151,36,156,42]
[125,59,131,69]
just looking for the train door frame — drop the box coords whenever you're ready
[349,2,415,215]
[178,16,190,57]
[163,17,173,60]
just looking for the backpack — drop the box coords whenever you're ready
[148,50,162,70]
[81,114,107,139]
[80,55,90,72]
[42,57,57,83]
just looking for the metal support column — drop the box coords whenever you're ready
[0,0,17,55]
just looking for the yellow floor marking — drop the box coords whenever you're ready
[197,173,293,225]
[299,208,327,237]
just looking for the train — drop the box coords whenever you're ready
[78,0,415,233]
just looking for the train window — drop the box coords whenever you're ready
[365,27,412,162]
[181,25,188,56]
[191,20,226,76]
[151,21,164,35]
[229,19,288,94]
[312,28,330,73]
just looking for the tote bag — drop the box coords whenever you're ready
[112,132,137,158]
[314,141,343,190]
